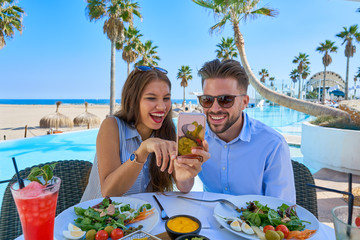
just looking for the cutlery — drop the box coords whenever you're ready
[153,195,169,221]
[177,196,241,213]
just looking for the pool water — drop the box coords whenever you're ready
[245,106,314,136]
[0,106,315,211]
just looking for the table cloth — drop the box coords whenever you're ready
[15,191,335,240]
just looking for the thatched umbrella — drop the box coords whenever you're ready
[40,101,73,129]
[73,102,100,128]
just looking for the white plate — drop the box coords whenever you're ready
[213,195,319,240]
[54,197,159,240]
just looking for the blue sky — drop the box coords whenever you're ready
[0,0,359,100]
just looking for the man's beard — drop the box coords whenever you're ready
[207,111,241,134]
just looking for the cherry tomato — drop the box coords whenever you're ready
[95,230,109,240]
[355,216,360,228]
[111,228,124,240]
[263,225,275,233]
[275,224,289,238]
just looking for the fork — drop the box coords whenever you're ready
[177,196,242,213]
[153,195,169,221]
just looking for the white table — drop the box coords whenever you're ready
[129,191,335,240]
[15,191,336,240]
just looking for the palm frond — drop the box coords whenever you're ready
[210,13,230,35]
[0,0,24,47]
[193,0,217,10]
[248,7,278,18]
[85,0,106,21]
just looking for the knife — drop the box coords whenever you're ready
[153,195,169,221]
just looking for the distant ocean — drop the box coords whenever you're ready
[0,99,198,105]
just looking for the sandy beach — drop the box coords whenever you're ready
[0,104,111,140]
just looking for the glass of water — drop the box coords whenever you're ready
[332,205,360,240]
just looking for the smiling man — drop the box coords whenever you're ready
[197,59,296,203]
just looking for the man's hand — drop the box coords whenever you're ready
[173,140,210,182]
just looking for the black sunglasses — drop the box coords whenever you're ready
[197,94,247,108]
[136,65,168,74]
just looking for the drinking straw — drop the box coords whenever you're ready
[307,173,354,237]
[12,157,25,189]
[0,179,12,184]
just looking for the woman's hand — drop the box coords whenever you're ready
[173,140,210,182]
[138,138,177,172]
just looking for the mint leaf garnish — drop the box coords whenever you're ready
[27,163,57,185]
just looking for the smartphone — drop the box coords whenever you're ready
[177,112,206,158]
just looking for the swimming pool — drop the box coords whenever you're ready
[245,106,314,136]
[0,106,315,211]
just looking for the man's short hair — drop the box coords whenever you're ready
[198,59,249,92]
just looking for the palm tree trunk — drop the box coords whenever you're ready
[231,22,350,119]
[127,62,130,76]
[345,56,350,100]
[183,86,186,105]
[322,65,327,104]
[298,77,301,99]
[110,40,116,115]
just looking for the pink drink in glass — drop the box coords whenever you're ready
[11,177,61,240]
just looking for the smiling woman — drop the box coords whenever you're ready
[80,67,179,202]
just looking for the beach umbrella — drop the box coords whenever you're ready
[73,102,100,127]
[40,101,73,129]
[330,89,345,97]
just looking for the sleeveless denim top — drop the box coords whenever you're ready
[81,116,151,202]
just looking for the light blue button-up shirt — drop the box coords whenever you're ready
[198,112,296,203]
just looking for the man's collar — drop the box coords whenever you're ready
[239,111,251,142]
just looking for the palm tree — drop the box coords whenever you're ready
[135,40,160,66]
[316,40,338,104]
[118,26,143,76]
[289,69,299,98]
[258,69,269,84]
[336,25,360,100]
[177,66,193,106]
[354,67,360,98]
[215,37,238,60]
[86,0,141,115]
[293,53,310,99]
[193,0,349,118]
[269,77,275,88]
[0,0,24,49]
[301,65,310,100]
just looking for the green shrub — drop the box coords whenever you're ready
[311,115,360,130]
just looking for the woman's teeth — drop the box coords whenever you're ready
[150,113,164,117]
[150,113,164,123]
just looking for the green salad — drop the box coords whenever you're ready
[241,201,310,231]
[73,197,152,231]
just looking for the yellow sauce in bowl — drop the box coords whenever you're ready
[167,216,199,233]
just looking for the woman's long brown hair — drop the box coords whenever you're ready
[114,68,176,192]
